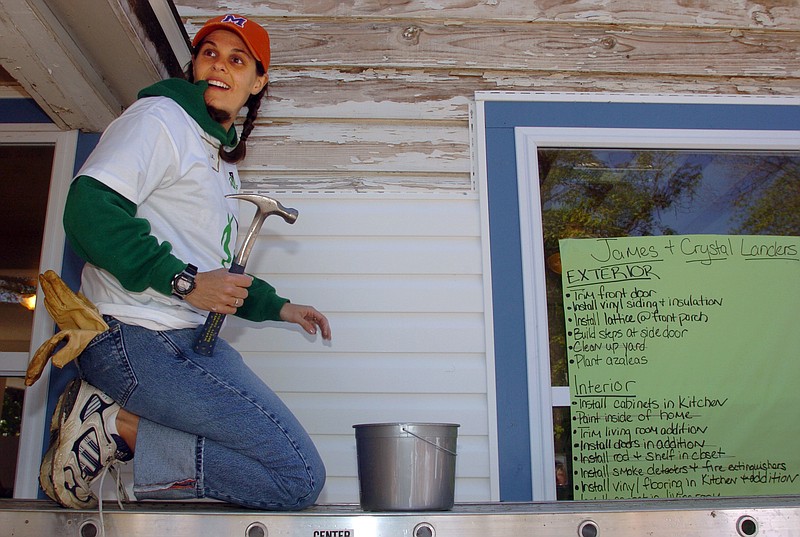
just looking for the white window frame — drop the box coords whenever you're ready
[514,125,800,500]
[0,126,78,498]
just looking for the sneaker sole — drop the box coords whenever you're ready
[39,422,60,502]
[39,378,72,503]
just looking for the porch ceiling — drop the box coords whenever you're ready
[0,0,189,132]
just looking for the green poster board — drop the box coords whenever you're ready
[560,235,800,499]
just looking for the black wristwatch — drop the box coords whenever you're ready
[171,264,197,299]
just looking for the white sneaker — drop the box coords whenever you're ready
[47,378,125,509]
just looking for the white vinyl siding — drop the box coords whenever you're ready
[223,193,493,503]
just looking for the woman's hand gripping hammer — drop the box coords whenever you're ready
[193,194,298,356]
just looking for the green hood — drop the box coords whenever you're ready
[137,78,238,147]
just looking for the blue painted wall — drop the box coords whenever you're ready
[0,98,51,123]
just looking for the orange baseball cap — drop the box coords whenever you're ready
[192,14,270,70]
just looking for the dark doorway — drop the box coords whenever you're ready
[0,144,55,497]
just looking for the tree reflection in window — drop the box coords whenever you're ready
[728,154,800,235]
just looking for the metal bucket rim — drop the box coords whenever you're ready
[354,422,459,456]
[353,422,460,428]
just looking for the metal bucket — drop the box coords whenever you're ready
[353,422,459,511]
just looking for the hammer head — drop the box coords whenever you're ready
[226,193,298,224]
[225,193,299,267]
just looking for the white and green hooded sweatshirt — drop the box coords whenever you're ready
[64,78,288,330]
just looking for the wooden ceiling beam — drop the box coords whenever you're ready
[0,0,120,130]
[0,0,189,131]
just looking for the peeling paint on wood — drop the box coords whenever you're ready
[263,67,800,119]
[180,1,800,29]
[175,3,800,195]
[182,17,800,78]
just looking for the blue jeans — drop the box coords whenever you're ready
[76,316,325,510]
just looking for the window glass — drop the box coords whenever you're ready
[541,149,800,498]
[0,378,24,497]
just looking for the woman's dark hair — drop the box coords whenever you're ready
[184,46,268,164]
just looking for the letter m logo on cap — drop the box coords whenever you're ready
[222,14,247,28]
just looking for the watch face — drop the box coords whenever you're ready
[175,276,193,293]
[172,265,197,298]
[173,273,195,296]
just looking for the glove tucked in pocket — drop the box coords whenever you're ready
[25,270,109,386]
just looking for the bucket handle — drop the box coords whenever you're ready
[401,427,457,456]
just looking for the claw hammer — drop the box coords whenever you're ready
[193,193,298,356]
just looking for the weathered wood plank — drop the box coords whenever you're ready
[241,171,473,192]
[178,1,800,30]
[264,68,800,123]
[265,69,475,120]
[242,120,474,191]
[243,122,470,175]
[242,67,799,194]
[0,0,119,130]
[473,69,800,95]
[183,19,800,78]
[0,85,28,99]
[242,119,470,192]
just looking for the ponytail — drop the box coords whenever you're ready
[220,87,266,164]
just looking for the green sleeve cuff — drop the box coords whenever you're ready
[234,276,289,322]
[64,176,186,295]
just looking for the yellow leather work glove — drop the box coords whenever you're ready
[25,270,109,386]
[39,269,106,332]
[26,330,102,386]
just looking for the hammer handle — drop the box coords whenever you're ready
[193,262,246,356]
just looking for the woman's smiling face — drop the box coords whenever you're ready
[192,29,268,130]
